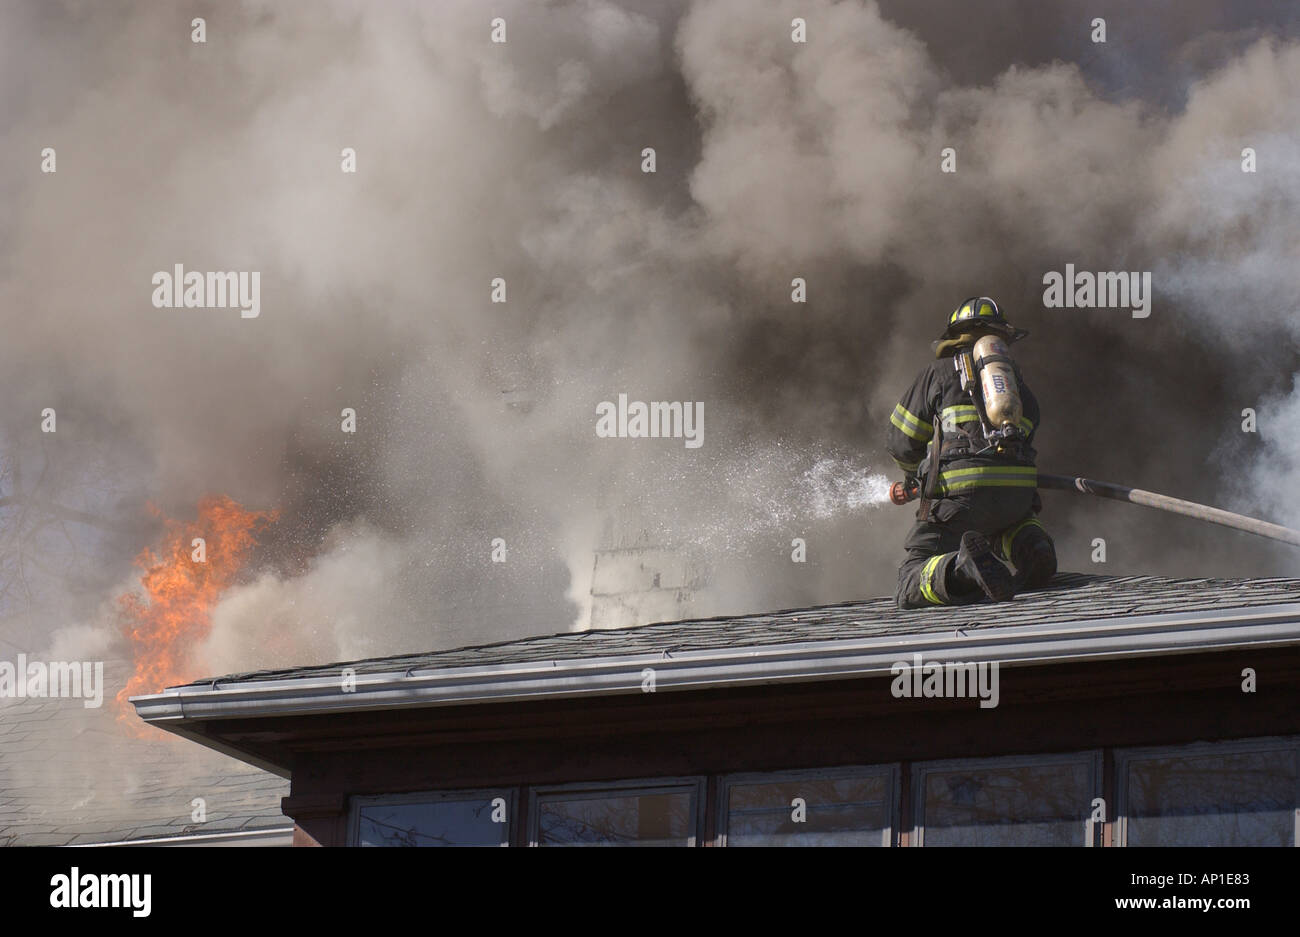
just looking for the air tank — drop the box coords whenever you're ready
[973,334,1022,429]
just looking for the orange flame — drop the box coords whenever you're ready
[117,496,276,716]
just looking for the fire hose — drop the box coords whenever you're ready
[889,473,1300,549]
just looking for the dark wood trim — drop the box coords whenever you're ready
[1101,747,1116,847]
[208,647,1300,765]
[175,646,1300,846]
[898,761,912,847]
[512,785,530,848]
[703,774,719,846]
[282,793,348,847]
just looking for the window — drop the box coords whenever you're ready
[350,789,514,846]
[718,766,898,846]
[529,778,704,846]
[912,752,1102,846]
[1117,737,1299,846]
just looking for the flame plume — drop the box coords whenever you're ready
[117,496,276,717]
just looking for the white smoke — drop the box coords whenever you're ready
[1,0,1297,680]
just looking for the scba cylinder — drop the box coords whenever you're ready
[973,335,1022,429]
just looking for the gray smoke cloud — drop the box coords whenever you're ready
[1,0,1298,690]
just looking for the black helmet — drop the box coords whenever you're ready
[942,296,1026,338]
[932,296,1027,357]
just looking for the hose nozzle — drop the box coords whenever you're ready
[890,479,920,505]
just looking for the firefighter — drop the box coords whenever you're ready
[887,297,1057,609]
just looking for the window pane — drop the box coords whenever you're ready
[921,761,1092,846]
[726,775,890,846]
[537,791,694,845]
[358,798,508,847]
[1125,748,1297,846]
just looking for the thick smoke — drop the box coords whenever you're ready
[2,0,1299,687]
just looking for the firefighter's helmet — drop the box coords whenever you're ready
[940,296,1027,343]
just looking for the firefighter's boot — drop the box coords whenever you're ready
[1001,520,1057,592]
[950,531,1016,603]
[1014,532,1056,591]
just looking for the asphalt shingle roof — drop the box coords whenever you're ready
[0,661,289,847]
[193,573,1300,688]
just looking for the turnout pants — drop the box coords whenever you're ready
[895,487,1053,610]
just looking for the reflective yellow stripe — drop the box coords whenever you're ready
[940,465,1037,479]
[919,554,946,605]
[890,412,930,442]
[937,465,1037,494]
[1000,516,1044,560]
[940,404,981,432]
[892,455,921,472]
[940,477,1039,493]
[938,405,1030,435]
[890,404,933,442]
[890,412,929,442]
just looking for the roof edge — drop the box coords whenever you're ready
[70,826,295,848]
[132,601,1300,729]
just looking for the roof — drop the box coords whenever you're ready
[180,573,1300,684]
[36,578,1299,846]
[0,661,290,847]
[131,575,1300,756]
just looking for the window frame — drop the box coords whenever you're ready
[527,776,706,847]
[1114,734,1300,847]
[911,750,1104,847]
[348,787,518,847]
[714,764,901,847]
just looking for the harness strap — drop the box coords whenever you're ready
[918,418,943,522]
